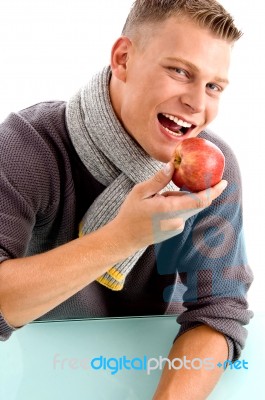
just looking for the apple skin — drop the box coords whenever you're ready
[171,138,225,192]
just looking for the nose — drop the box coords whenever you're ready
[180,83,206,114]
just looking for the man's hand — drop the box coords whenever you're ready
[113,161,227,251]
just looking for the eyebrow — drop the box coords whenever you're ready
[164,56,229,85]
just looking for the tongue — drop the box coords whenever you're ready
[158,114,182,133]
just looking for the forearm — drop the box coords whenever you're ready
[0,219,135,328]
[153,325,228,400]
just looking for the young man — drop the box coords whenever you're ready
[0,0,253,398]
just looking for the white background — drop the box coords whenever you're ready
[0,1,263,312]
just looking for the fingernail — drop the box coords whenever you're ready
[163,162,172,175]
[220,180,228,190]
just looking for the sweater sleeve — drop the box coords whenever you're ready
[0,108,61,340]
[155,130,254,362]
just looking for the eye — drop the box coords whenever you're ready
[207,82,222,92]
[168,67,189,77]
[174,67,188,77]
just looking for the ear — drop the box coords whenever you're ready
[110,36,133,82]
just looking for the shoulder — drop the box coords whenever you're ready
[0,101,68,152]
[0,101,72,211]
[18,101,67,133]
[0,101,72,167]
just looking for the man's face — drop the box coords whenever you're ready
[111,17,232,162]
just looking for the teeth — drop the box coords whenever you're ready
[164,127,183,137]
[163,113,192,128]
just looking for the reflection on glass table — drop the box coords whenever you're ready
[0,314,263,400]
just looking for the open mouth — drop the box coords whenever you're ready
[158,113,195,137]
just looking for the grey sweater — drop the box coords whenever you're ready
[0,100,253,361]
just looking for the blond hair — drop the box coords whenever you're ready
[122,0,242,43]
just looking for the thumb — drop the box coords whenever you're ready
[140,161,174,198]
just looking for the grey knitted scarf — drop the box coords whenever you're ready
[66,66,176,290]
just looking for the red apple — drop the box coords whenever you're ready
[171,138,225,192]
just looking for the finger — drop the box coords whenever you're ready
[166,180,228,211]
[189,179,228,208]
[211,179,228,198]
[162,190,190,197]
[136,161,175,199]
